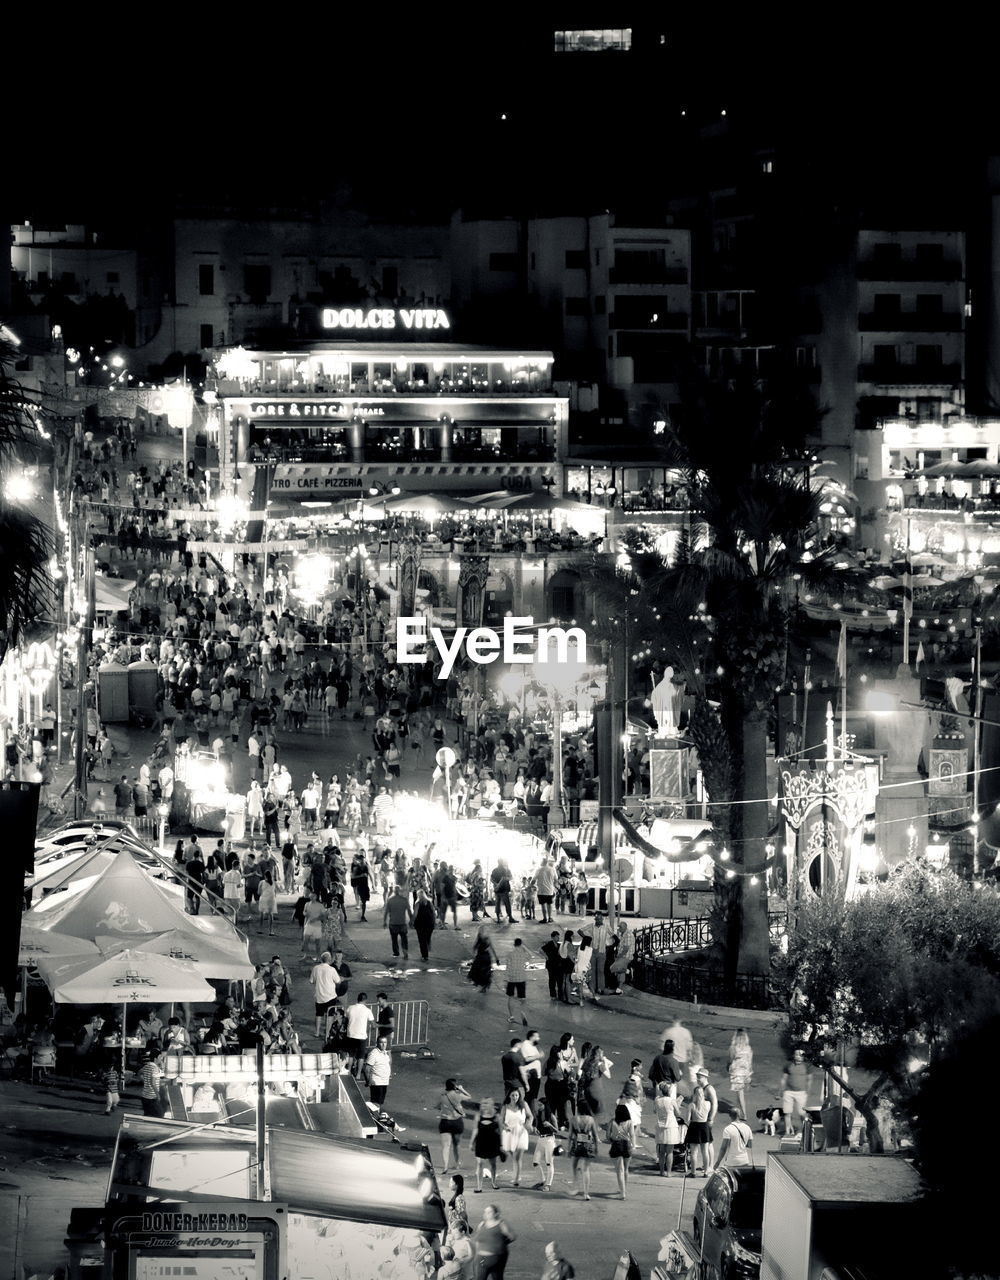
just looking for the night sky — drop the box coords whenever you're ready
[7,12,996,222]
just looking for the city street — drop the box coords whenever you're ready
[6,698,790,1280]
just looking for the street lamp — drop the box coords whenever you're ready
[157,801,170,853]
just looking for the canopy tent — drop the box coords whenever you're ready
[909,551,948,567]
[915,458,1000,479]
[381,492,469,514]
[95,928,253,981]
[18,925,99,969]
[21,848,207,941]
[463,489,597,512]
[94,576,136,614]
[31,844,119,895]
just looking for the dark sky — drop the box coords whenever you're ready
[7,12,996,222]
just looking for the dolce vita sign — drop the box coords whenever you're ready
[321,307,451,331]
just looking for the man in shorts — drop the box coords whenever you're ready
[504,936,530,1027]
[535,857,556,924]
[780,1048,811,1137]
[309,951,341,1038]
[344,992,375,1076]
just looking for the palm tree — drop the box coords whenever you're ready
[585,375,854,979]
[0,334,52,667]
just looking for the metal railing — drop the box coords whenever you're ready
[627,912,787,1010]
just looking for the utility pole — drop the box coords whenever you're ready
[597,638,625,933]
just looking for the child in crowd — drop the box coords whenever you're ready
[104,1063,121,1114]
[519,873,537,920]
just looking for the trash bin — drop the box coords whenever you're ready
[802,1106,826,1152]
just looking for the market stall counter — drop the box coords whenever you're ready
[163,1050,378,1136]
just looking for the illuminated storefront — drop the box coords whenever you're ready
[214,340,566,494]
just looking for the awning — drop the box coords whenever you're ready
[94,577,136,614]
[267,1129,446,1233]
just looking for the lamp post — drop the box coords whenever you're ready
[158,801,170,854]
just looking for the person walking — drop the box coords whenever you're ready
[256,869,277,935]
[695,1068,719,1168]
[654,1080,683,1176]
[467,859,486,923]
[468,927,499,994]
[504,937,530,1027]
[779,1047,811,1137]
[567,1100,599,1200]
[541,1241,575,1280]
[498,1086,533,1187]
[589,912,609,996]
[609,920,634,994]
[534,857,556,924]
[710,1106,754,1173]
[571,934,594,1005]
[138,1050,166,1117]
[438,1077,471,1173]
[383,884,413,963]
[414,889,437,961]
[540,930,562,1001]
[350,849,371,921]
[309,951,341,1039]
[490,859,516,924]
[471,1098,502,1193]
[344,992,375,1077]
[300,892,328,960]
[728,1028,754,1122]
[606,1102,636,1200]
[531,1105,561,1192]
[362,1034,393,1109]
[557,931,577,1004]
[473,1203,516,1280]
[684,1083,713,1176]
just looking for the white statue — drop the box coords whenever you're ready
[651,667,680,737]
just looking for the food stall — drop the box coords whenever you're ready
[174,747,246,837]
[162,1052,378,1137]
[98,1116,446,1280]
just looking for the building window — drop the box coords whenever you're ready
[381,265,398,296]
[915,293,944,318]
[873,293,901,319]
[565,249,587,269]
[243,264,271,302]
[488,252,518,271]
[565,297,589,316]
[554,29,632,52]
[872,242,902,265]
[872,344,898,368]
[199,264,215,296]
[200,324,214,348]
[595,296,606,314]
[915,344,942,368]
[915,242,944,264]
[106,271,119,284]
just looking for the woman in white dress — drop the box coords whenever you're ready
[654,1080,683,1176]
[246,781,264,836]
[499,1086,533,1187]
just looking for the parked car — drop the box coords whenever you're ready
[693,1165,765,1280]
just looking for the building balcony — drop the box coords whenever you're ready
[609,265,689,285]
[897,492,1000,517]
[858,313,963,333]
[248,443,557,465]
[857,259,964,282]
[858,362,962,386]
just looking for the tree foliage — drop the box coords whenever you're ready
[0,335,52,666]
[775,864,1000,1150]
[581,374,856,976]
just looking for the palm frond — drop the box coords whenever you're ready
[0,503,53,666]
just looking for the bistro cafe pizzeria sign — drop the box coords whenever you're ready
[321,306,451,331]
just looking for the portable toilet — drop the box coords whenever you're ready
[127,659,158,718]
[97,661,129,723]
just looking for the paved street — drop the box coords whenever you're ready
[10,691,792,1280]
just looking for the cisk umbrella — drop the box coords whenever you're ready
[95,929,253,980]
[40,947,215,1005]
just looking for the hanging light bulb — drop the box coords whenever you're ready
[750,876,759,886]
[726,869,735,879]
[719,849,731,862]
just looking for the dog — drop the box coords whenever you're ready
[756,1106,783,1136]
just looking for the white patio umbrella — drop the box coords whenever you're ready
[39,947,215,1080]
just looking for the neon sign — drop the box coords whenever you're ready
[321,307,451,331]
